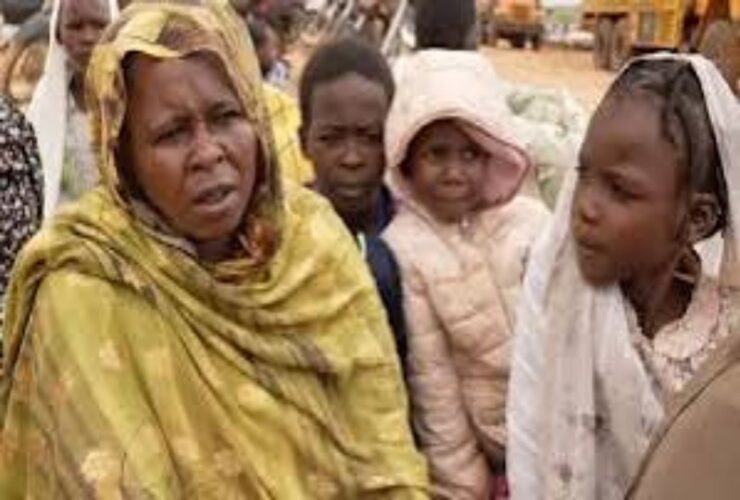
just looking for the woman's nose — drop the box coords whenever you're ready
[190,124,225,170]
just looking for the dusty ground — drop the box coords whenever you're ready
[289,43,614,113]
[482,44,614,113]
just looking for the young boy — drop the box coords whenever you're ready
[414,0,478,50]
[298,38,407,372]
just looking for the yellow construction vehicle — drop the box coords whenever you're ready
[582,0,740,82]
[480,0,546,49]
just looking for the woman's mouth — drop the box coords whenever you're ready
[193,184,236,207]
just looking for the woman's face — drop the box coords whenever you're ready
[406,120,487,224]
[59,0,110,77]
[571,96,687,287]
[123,54,259,251]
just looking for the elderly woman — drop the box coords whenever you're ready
[0,1,427,497]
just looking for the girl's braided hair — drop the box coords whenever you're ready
[607,59,728,237]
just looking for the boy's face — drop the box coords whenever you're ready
[571,96,686,287]
[302,74,389,226]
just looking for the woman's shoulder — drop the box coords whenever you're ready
[281,182,369,268]
[282,180,342,229]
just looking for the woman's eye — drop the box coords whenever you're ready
[214,108,242,124]
[156,126,187,144]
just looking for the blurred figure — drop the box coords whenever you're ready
[27,0,118,218]
[247,15,291,89]
[0,97,42,331]
[414,0,477,50]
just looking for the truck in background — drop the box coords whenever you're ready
[479,0,546,49]
[581,0,740,83]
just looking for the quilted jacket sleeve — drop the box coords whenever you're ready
[403,266,492,500]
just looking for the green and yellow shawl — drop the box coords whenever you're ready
[0,1,427,497]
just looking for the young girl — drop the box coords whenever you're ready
[507,54,739,500]
[383,52,550,499]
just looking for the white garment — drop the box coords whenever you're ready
[26,0,119,219]
[507,54,740,500]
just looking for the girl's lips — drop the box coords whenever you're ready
[575,239,606,259]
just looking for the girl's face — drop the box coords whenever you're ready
[571,96,688,287]
[406,120,487,224]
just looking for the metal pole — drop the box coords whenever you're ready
[381,0,409,56]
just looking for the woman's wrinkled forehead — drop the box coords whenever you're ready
[86,1,273,191]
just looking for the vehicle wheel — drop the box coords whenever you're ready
[593,18,612,70]
[699,20,740,95]
[511,35,526,48]
[488,25,499,47]
[608,17,631,71]
[531,33,543,50]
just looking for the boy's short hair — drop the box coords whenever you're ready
[299,37,395,128]
[414,0,477,50]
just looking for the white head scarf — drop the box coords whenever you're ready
[507,53,740,500]
[27,0,119,219]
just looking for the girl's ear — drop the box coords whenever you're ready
[687,193,722,244]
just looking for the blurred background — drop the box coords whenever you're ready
[0,0,736,111]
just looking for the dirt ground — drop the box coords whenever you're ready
[482,44,615,113]
[288,43,614,113]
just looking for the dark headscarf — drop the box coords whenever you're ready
[0,97,42,303]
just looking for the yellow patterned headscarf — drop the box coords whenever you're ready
[0,2,428,497]
[88,0,281,261]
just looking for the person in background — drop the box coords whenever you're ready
[0,97,42,333]
[414,0,477,50]
[299,37,408,374]
[383,50,550,499]
[247,15,291,89]
[507,55,738,500]
[241,11,315,185]
[27,0,118,218]
[393,0,483,83]
[0,1,427,496]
